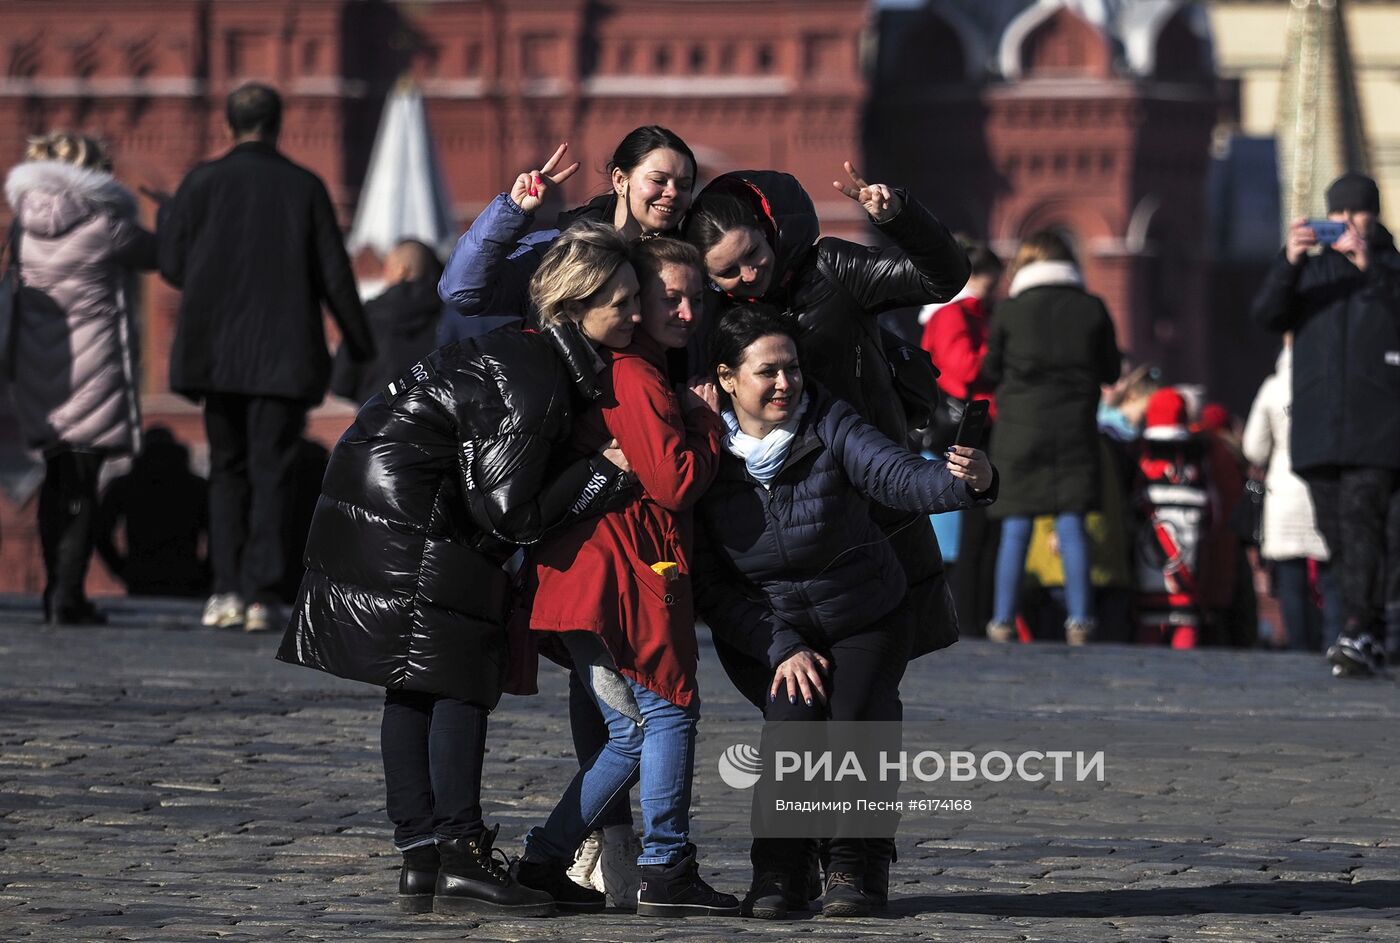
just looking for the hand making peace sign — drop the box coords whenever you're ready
[509,142,582,214]
[832,160,903,224]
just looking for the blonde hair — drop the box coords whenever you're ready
[530,221,633,327]
[25,131,112,171]
[1010,230,1075,279]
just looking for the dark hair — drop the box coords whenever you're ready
[709,303,800,374]
[226,83,283,137]
[629,237,702,283]
[961,239,1003,278]
[609,125,697,188]
[683,191,766,257]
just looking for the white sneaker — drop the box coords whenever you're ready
[201,593,245,629]
[597,825,643,910]
[567,830,603,891]
[243,602,278,633]
[986,621,1015,644]
[1065,620,1096,646]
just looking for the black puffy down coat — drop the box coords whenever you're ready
[1250,225,1400,473]
[276,323,629,708]
[692,170,971,654]
[694,386,996,670]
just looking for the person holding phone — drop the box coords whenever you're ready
[692,305,995,919]
[1251,172,1400,678]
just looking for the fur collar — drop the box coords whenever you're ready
[5,160,137,236]
[1008,260,1083,298]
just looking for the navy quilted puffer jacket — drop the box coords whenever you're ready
[694,386,996,669]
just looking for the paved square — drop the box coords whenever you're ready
[1,598,1397,941]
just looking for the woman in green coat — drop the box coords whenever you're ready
[980,231,1121,645]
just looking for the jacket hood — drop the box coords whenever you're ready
[1369,221,1397,253]
[556,192,616,232]
[5,160,137,238]
[692,170,820,299]
[369,279,444,335]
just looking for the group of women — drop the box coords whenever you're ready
[278,125,996,920]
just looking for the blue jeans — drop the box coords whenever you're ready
[525,635,698,866]
[993,513,1093,625]
[1272,558,1344,652]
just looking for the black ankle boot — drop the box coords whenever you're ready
[636,844,740,917]
[820,870,871,918]
[741,870,789,919]
[863,838,896,909]
[433,826,554,917]
[398,844,439,914]
[515,855,606,912]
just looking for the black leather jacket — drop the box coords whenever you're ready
[277,322,630,707]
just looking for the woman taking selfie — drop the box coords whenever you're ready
[693,305,996,919]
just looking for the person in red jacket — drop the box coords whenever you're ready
[920,240,1004,632]
[516,234,741,917]
[918,239,1003,416]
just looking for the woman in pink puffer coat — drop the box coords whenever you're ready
[4,132,157,624]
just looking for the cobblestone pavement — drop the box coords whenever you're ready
[2,596,1398,942]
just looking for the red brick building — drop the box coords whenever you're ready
[0,0,873,595]
[0,0,1231,599]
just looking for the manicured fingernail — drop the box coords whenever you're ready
[805,698,813,707]
[769,692,776,703]
[789,694,797,704]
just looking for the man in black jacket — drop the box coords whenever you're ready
[1251,172,1400,677]
[160,83,375,632]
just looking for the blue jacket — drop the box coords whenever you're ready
[694,386,996,669]
[438,191,613,325]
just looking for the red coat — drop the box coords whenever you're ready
[525,334,723,707]
[920,295,996,415]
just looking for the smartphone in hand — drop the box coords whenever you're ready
[1306,219,1347,247]
[953,399,991,450]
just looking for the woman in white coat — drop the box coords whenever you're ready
[1241,337,1342,651]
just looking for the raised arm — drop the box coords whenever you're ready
[823,160,970,313]
[439,142,581,319]
[825,396,996,513]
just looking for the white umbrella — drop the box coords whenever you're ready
[347,82,454,261]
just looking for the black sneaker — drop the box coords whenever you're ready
[636,844,741,917]
[516,855,606,912]
[820,871,870,918]
[1328,633,1385,678]
[433,827,555,917]
[741,871,789,920]
[398,844,440,914]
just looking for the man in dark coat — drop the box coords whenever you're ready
[1251,172,1400,677]
[159,83,375,633]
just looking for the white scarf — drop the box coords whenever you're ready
[721,395,809,484]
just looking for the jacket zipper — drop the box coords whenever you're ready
[855,343,862,378]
